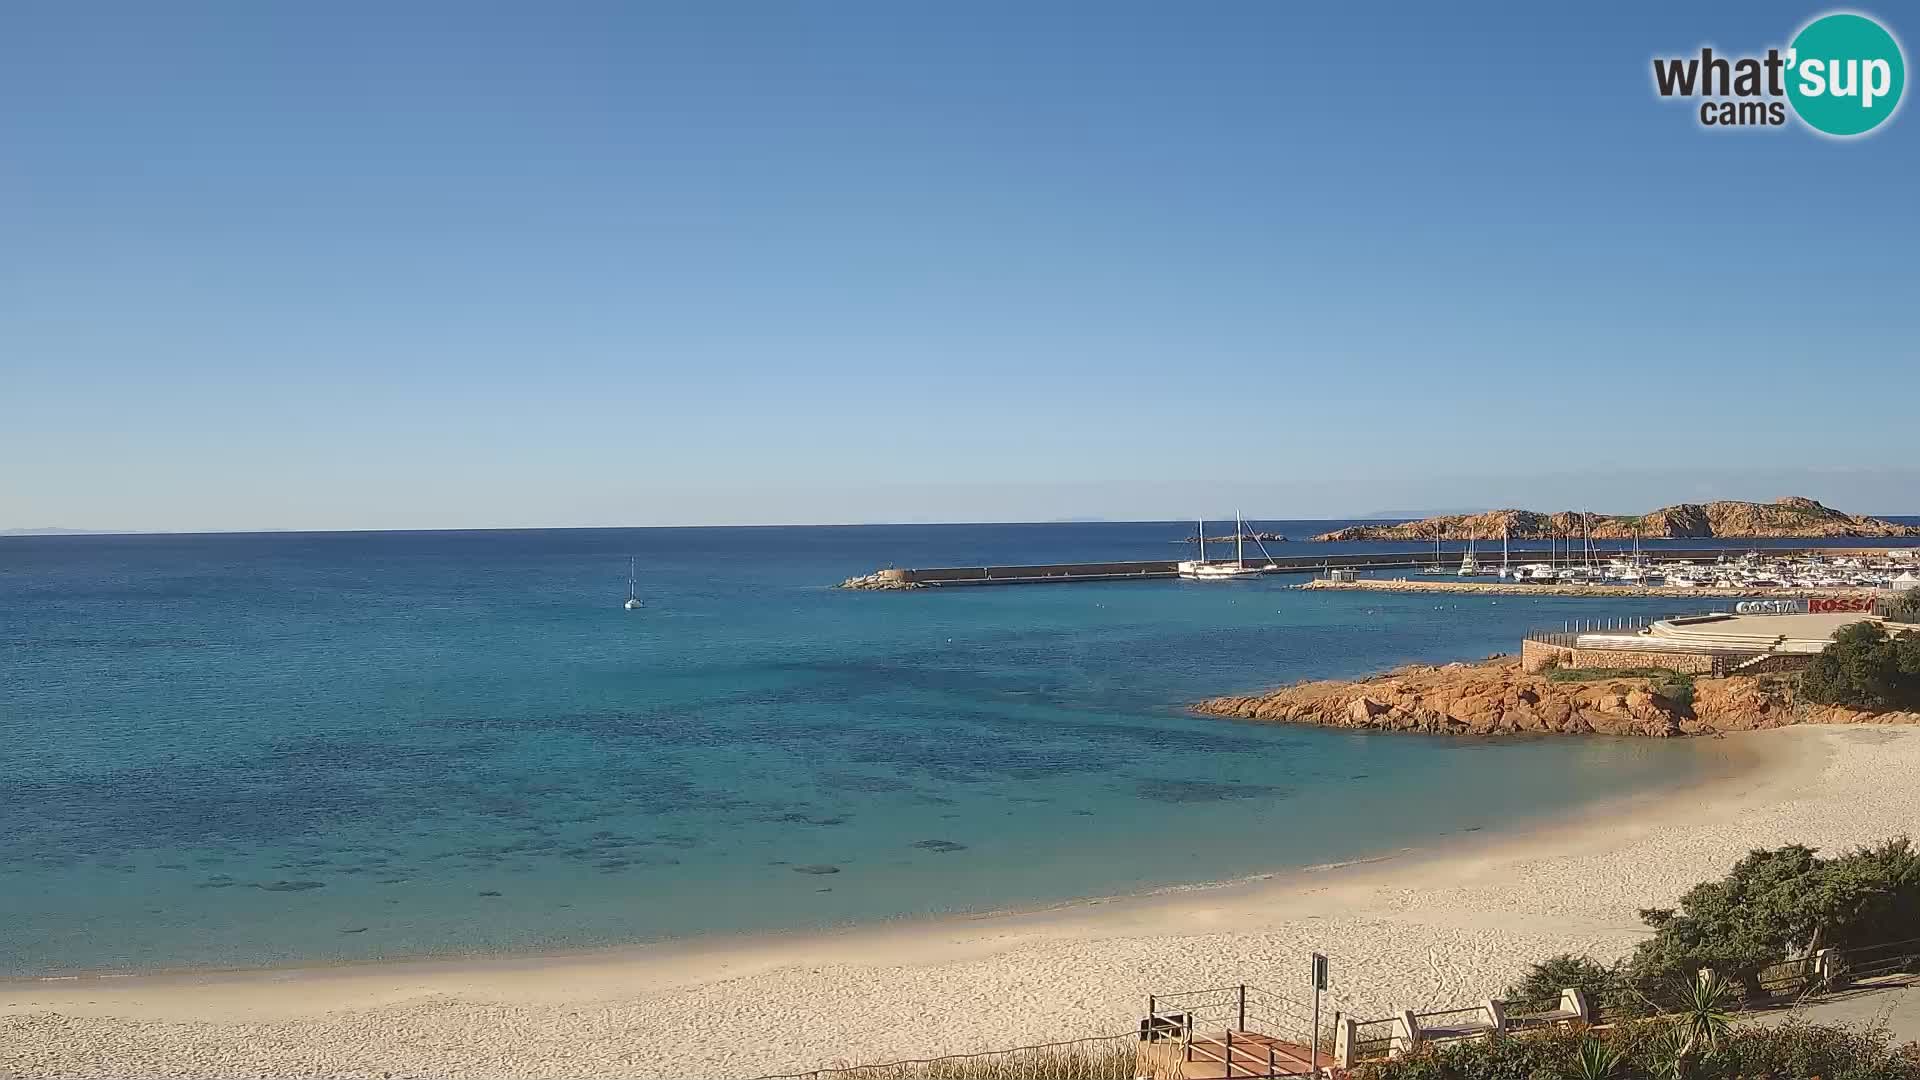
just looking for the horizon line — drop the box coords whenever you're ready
[8,510,1920,540]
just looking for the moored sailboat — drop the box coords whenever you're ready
[1177,513,1268,581]
[623,557,644,610]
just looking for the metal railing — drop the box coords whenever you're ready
[1347,1017,1399,1060]
[1827,934,1920,985]
[1503,995,1581,1032]
[1143,983,1316,1045]
[1410,1004,1493,1028]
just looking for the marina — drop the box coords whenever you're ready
[840,546,1920,591]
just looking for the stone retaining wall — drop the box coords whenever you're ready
[1729,653,1819,676]
[1520,638,1722,675]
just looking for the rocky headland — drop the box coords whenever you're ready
[1193,657,1918,738]
[1312,496,1920,542]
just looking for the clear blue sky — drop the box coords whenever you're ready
[3,1,1915,531]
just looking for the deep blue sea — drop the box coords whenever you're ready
[5,521,1910,975]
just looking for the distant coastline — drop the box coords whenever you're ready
[1315,496,1920,542]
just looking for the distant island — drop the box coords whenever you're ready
[1312,496,1920,542]
[1173,530,1287,544]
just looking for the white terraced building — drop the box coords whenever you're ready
[1524,609,1899,676]
[1580,611,1879,656]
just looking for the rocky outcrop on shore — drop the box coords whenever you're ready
[1192,657,1919,737]
[1311,497,1920,542]
[837,572,922,590]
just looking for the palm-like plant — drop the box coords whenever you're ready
[1573,1035,1625,1080]
[1641,971,1737,1080]
[1677,971,1736,1054]
[1642,1022,1694,1080]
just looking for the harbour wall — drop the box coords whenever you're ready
[882,561,1178,586]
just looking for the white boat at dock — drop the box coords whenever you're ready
[1177,513,1275,581]
[1419,526,1452,575]
[1458,533,1495,576]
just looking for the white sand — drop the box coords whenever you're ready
[4,725,1915,1079]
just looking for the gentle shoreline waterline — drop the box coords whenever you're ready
[2,525,1750,976]
[2,724,1861,1080]
[0,726,1776,991]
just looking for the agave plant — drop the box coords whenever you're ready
[1637,971,1737,1080]
[1642,1021,1695,1080]
[1677,971,1736,1054]
[1573,1035,1626,1080]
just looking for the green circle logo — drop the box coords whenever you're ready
[1786,12,1906,136]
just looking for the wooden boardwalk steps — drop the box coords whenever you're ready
[1135,1028,1330,1079]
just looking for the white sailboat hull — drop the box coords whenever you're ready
[1178,560,1263,581]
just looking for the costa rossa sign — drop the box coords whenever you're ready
[1736,600,1808,615]
[1810,596,1878,613]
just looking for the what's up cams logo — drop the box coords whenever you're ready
[1653,11,1905,136]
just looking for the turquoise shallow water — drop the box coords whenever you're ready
[0,523,1782,974]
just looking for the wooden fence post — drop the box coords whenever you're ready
[1336,1017,1357,1069]
[1813,947,1843,989]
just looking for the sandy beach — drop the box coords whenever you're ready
[4,725,1916,1079]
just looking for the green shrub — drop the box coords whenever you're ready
[1628,838,1920,997]
[1352,1027,1588,1080]
[1651,673,1695,712]
[1506,953,1621,1003]
[1800,621,1920,710]
[1354,1022,1920,1080]
[1887,589,1920,623]
[1697,1018,1920,1080]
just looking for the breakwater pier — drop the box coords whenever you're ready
[837,547,1833,590]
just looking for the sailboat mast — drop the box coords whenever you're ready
[1198,518,1206,564]
[1236,511,1245,569]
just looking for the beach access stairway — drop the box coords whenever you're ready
[1138,984,1329,1079]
